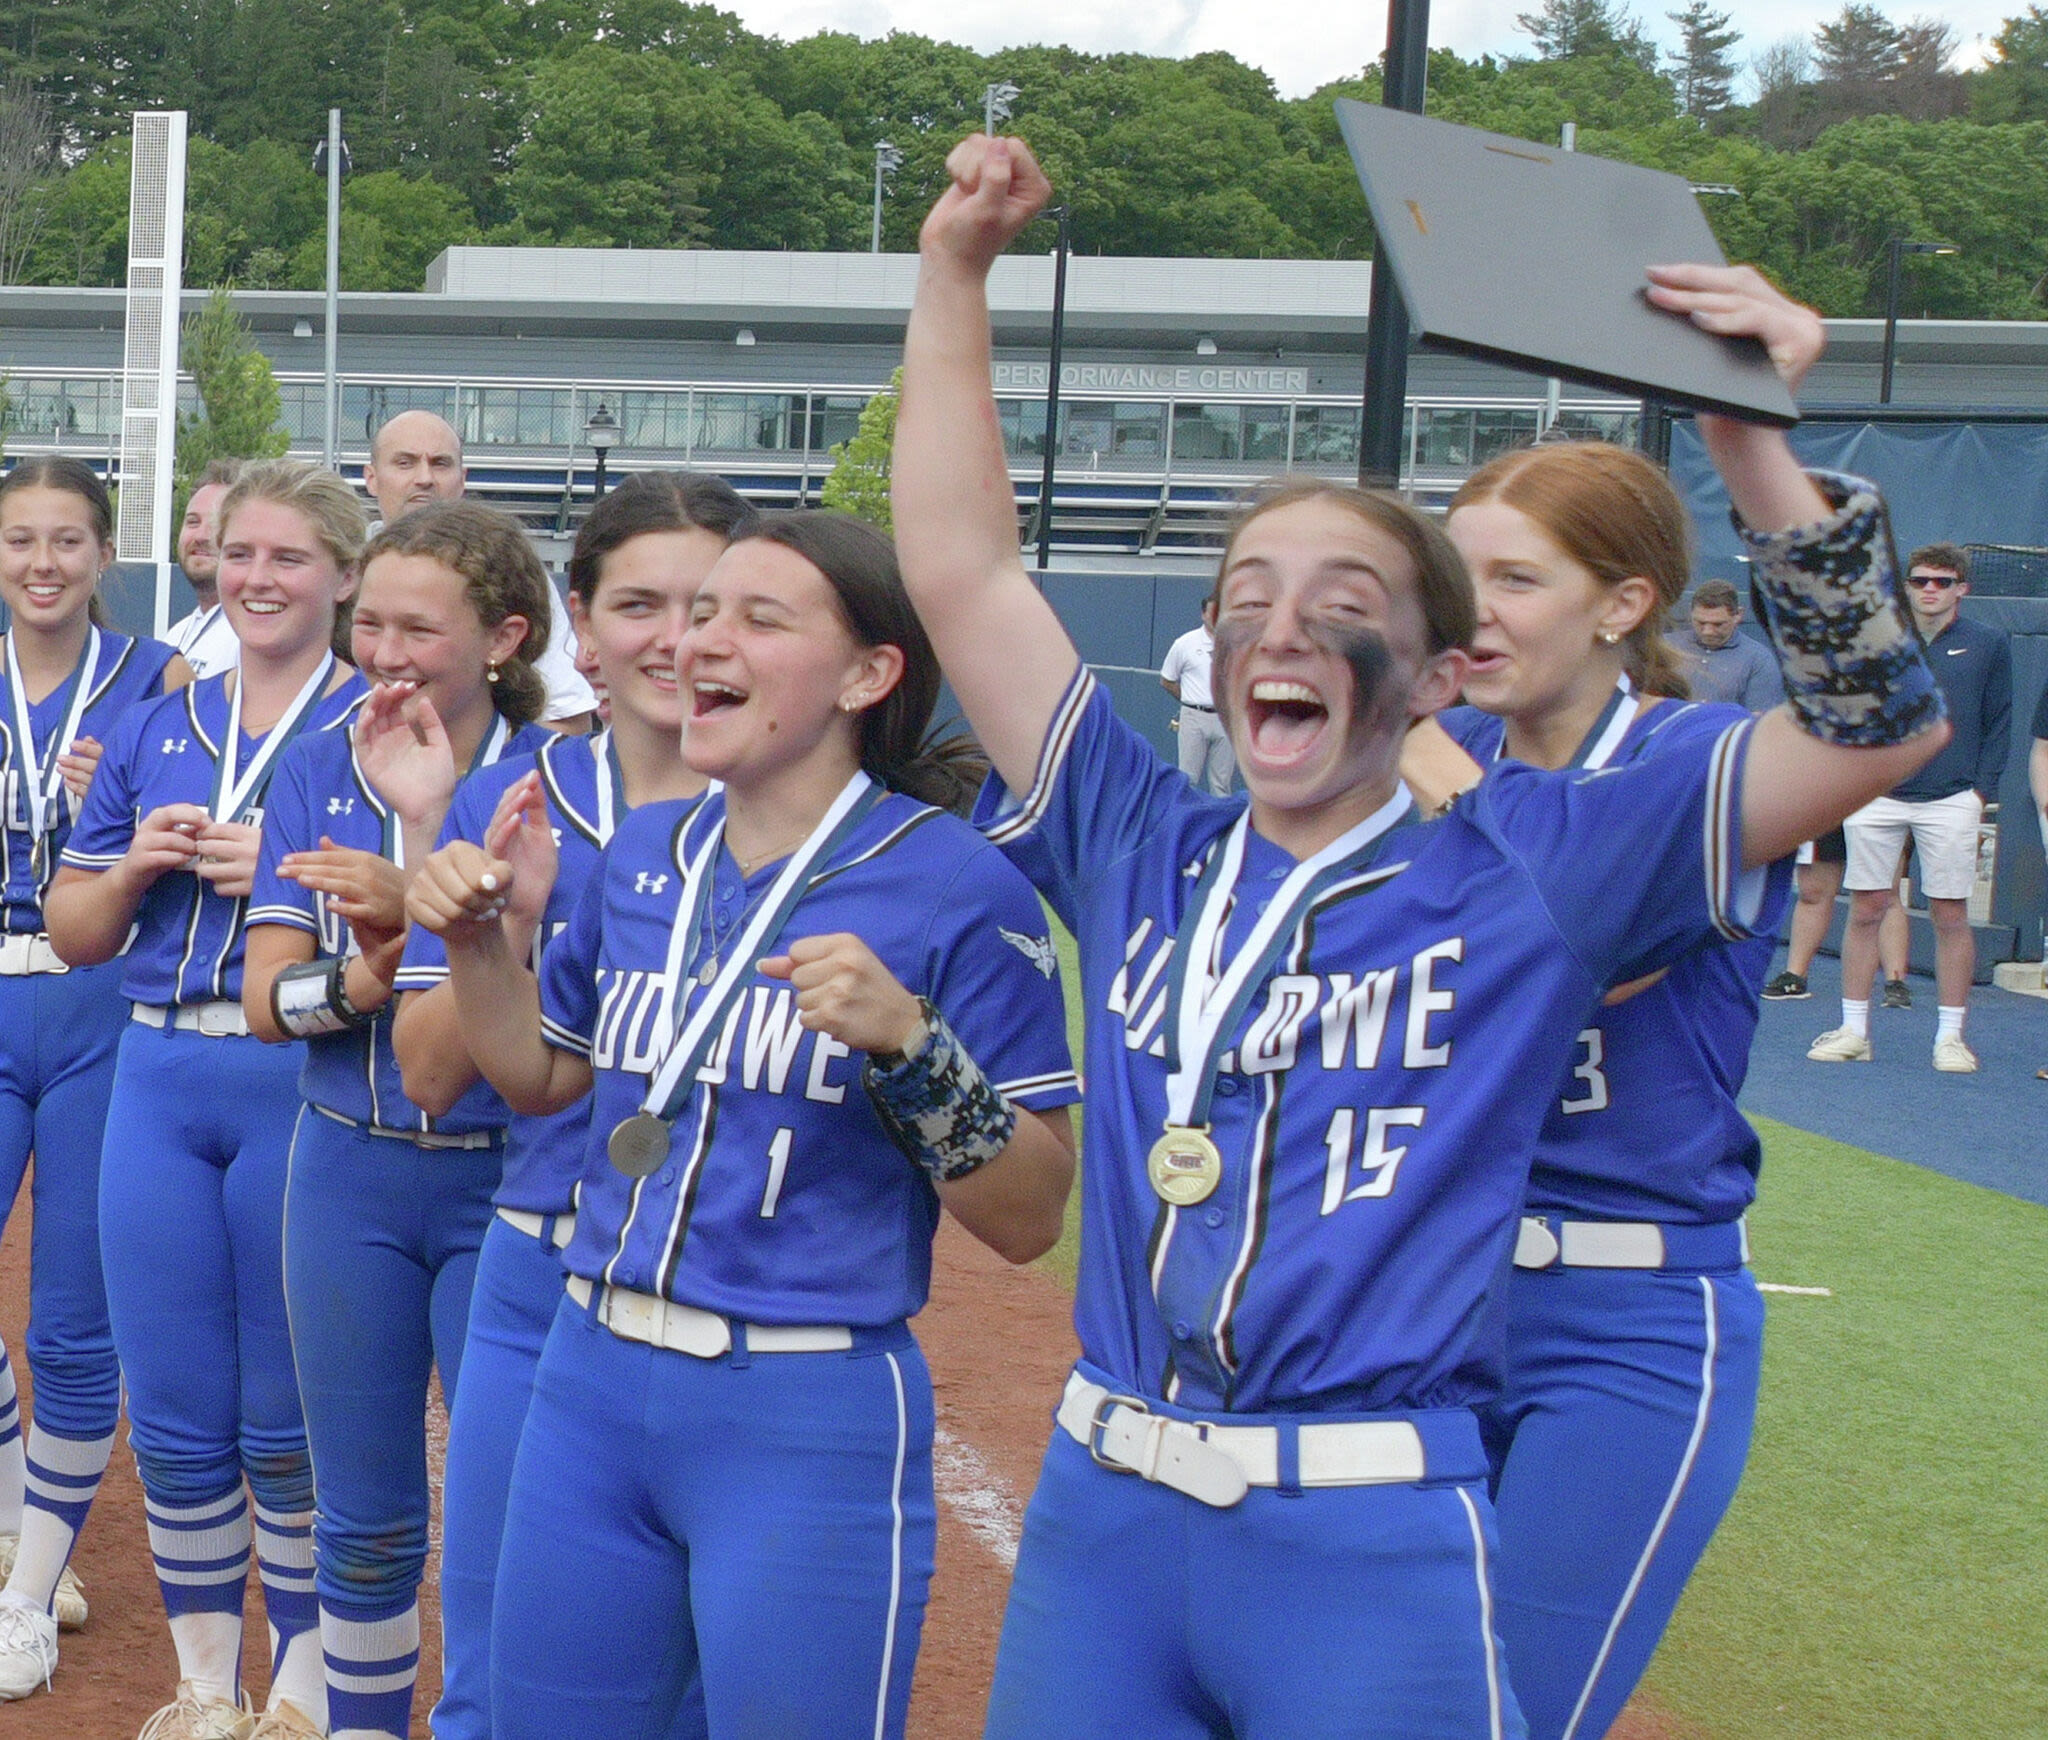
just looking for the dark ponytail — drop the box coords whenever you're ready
[737,511,990,816]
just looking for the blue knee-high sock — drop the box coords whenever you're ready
[323,1603,420,1739]
[255,1500,319,1673]
[145,1484,252,1617]
[0,1345,23,1535]
[14,1426,115,1607]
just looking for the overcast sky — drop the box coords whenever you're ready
[727,0,2015,100]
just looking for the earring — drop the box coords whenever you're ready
[486,662,501,684]
[1599,632,1621,646]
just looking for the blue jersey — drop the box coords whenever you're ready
[63,669,368,1006]
[1441,701,1792,1226]
[250,713,549,1132]
[539,788,1080,1328]
[395,729,660,1212]
[975,673,1772,1416]
[2,631,178,935]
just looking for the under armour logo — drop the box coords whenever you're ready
[633,871,670,895]
[327,796,354,816]
[162,737,189,755]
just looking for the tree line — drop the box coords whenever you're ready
[1,0,2046,321]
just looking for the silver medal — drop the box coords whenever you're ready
[607,1112,672,1178]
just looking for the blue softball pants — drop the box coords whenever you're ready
[431,1209,569,1740]
[0,966,124,1444]
[985,1373,1525,1740]
[1480,1264,1764,1740]
[490,1291,935,1740]
[283,1106,498,1739]
[99,1023,314,1636]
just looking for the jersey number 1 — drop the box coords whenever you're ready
[759,1127,794,1218]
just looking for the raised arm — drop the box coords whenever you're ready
[894,134,1080,796]
[1645,264,1948,868]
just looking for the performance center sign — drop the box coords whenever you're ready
[993,363,1310,394]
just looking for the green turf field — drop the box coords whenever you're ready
[1646,1116,2048,1740]
[1035,921,2048,1738]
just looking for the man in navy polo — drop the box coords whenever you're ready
[1809,543,2010,1072]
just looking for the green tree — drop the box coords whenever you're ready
[1972,7,2048,123]
[820,370,898,530]
[1667,2,1740,117]
[175,287,289,501]
[1813,4,1905,83]
[1515,0,1659,69]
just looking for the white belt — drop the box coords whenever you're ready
[498,1206,576,1251]
[1512,1216,1750,1270]
[308,1102,501,1151]
[1056,1372,1427,1510]
[566,1273,852,1358]
[0,934,68,975]
[131,999,250,1038]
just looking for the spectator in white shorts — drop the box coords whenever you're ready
[1160,595,1234,795]
[1810,543,2010,1071]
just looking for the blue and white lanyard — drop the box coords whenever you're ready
[1493,673,1639,773]
[211,653,336,824]
[632,771,880,1128]
[1160,785,1417,1130]
[5,626,100,845]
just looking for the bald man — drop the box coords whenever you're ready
[361,411,597,730]
[362,409,466,525]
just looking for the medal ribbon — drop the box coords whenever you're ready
[6,625,100,844]
[1490,673,1638,770]
[633,770,881,1128]
[211,653,336,824]
[593,727,625,845]
[1160,783,1417,1130]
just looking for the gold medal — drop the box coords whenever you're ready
[1147,1125,1223,1206]
[607,1112,672,1178]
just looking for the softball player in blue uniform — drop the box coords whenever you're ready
[46,459,367,1740]
[407,509,1079,1740]
[0,458,188,1700]
[894,135,1946,1740]
[241,502,553,1740]
[1431,440,1795,1740]
[389,472,752,1740]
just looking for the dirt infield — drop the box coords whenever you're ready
[0,1200,1696,1739]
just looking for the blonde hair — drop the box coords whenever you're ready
[1451,443,1692,699]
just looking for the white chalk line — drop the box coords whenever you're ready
[932,1425,1024,1570]
[1757,1282,1833,1296]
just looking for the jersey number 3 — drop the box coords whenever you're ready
[1559,1028,1610,1115]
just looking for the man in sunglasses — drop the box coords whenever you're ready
[1810,544,2011,1072]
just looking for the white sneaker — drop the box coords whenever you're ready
[1933,1034,1979,1072]
[136,1682,256,1740]
[0,1589,57,1700]
[0,1531,88,1629]
[1807,1027,1873,1062]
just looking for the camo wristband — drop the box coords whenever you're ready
[1738,470,1946,747]
[863,998,1019,1184]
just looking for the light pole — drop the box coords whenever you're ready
[584,401,620,500]
[312,111,350,469]
[1035,205,1072,573]
[984,81,1019,136]
[1359,0,1429,491]
[871,141,902,253]
[1880,237,1959,404]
